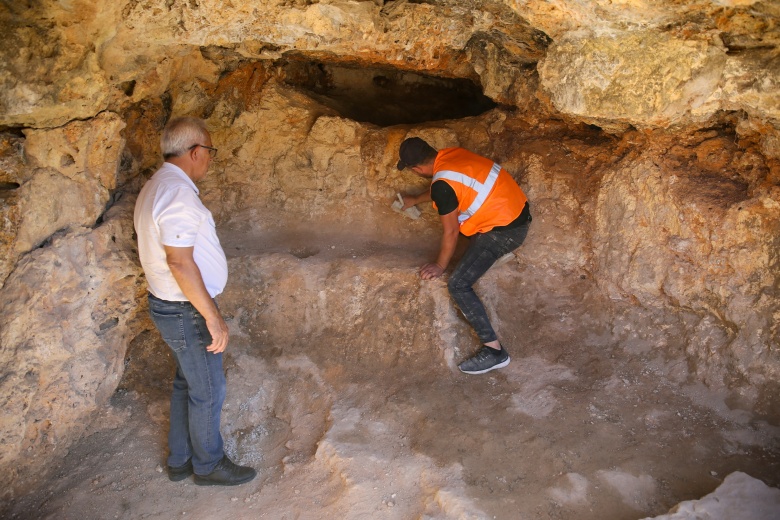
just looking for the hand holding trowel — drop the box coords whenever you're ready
[391,192,422,219]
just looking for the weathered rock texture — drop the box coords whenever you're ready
[0,0,778,507]
[644,471,780,520]
[0,197,143,493]
[539,29,780,135]
[593,128,780,397]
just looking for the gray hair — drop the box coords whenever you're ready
[161,117,210,159]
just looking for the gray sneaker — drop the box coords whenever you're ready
[458,345,510,375]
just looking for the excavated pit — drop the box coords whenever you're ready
[7,226,779,519]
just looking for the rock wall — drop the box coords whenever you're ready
[539,29,780,136]
[0,114,122,286]
[0,197,143,498]
[0,0,778,504]
[592,129,780,400]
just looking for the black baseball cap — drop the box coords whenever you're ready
[396,137,436,170]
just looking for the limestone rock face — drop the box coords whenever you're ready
[593,131,780,389]
[511,0,780,42]
[538,29,780,132]
[0,112,125,288]
[0,1,120,128]
[722,49,780,142]
[2,1,550,129]
[535,3,780,133]
[0,197,144,498]
[0,134,25,286]
[3,1,777,138]
[539,32,727,130]
[2,1,778,136]
[24,112,125,193]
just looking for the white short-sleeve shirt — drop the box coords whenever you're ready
[134,162,228,301]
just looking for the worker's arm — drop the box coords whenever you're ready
[420,210,460,280]
[400,190,432,210]
[164,245,229,353]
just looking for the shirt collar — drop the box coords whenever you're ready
[162,161,199,195]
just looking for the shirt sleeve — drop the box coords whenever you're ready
[156,187,206,248]
[431,180,459,215]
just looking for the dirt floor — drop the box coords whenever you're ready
[5,229,780,520]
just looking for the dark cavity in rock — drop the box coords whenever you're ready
[282,59,497,127]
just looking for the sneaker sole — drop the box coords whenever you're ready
[459,356,510,375]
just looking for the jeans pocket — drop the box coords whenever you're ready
[150,309,187,352]
[505,224,530,251]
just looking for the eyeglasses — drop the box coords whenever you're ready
[189,144,218,159]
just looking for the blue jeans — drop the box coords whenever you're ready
[448,221,530,344]
[148,293,225,475]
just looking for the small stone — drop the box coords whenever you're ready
[155,465,163,473]
[231,497,238,502]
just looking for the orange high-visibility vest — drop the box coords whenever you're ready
[432,147,527,236]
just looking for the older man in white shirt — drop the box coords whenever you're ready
[134,116,255,486]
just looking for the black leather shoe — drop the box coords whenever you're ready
[167,459,193,482]
[194,455,257,486]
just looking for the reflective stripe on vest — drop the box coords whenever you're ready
[433,162,502,225]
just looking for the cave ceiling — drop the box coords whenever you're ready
[0,0,777,137]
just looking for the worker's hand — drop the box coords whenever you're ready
[400,194,414,210]
[205,314,230,353]
[419,262,445,280]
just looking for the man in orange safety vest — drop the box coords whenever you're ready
[397,137,532,374]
